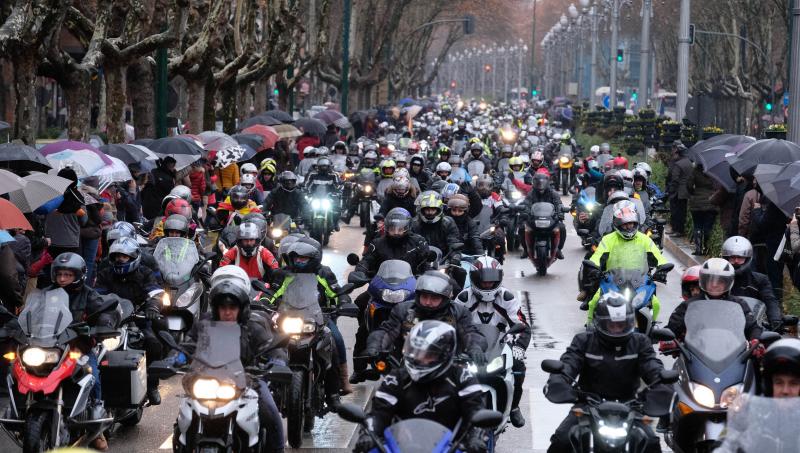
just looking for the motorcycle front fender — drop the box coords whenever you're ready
[68,374,95,419]
[235,388,261,447]
[176,396,193,446]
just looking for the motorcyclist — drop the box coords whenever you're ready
[297,146,318,177]
[632,168,651,212]
[447,194,483,255]
[721,236,783,329]
[240,172,264,205]
[355,320,486,453]
[455,256,530,428]
[411,191,463,258]
[681,265,702,300]
[521,172,566,260]
[377,159,397,200]
[184,278,287,453]
[447,155,470,184]
[305,156,342,231]
[760,339,800,397]
[219,222,279,280]
[379,176,417,216]
[217,184,262,225]
[101,221,160,277]
[429,145,452,172]
[453,120,470,141]
[358,149,380,176]
[409,155,432,190]
[94,237,166,406]
[258,158,278,192]
[546,292,667,453]
[348,208,431,383]
[495,145,514,174]
[149,197,195,242]
[465,142,492,175]
[262,171,308,222]
[434,162,452,182]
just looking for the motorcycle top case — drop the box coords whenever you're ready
[100,349,148,408]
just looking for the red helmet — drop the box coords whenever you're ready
[612,155,629,169]
[165,198,192,219]
[681,265,701,300]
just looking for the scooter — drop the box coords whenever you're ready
[154,237,206,343]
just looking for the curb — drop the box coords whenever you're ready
[663,234,703,268]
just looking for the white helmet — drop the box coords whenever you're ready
[590,145,600,157]
[553,133,562,141]
[169,185,192,203]
[210,265,251,294]
[469,256,504,302]
[240,173,257,190]
[240,163,258,175]
[635,162,652,177]
[435,162,452,173]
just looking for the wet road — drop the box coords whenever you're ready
[0,195,686,452]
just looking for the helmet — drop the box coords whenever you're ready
[285,237,322,272]
[699,257,735,297]
[437,146,451,159]
[593,291,635,346]
[165,198,192,219]
[316,146,330,157]
[210,265,251,294]
[403,320,456,383]
[681,265,702,301]
[395,154,408,167]
[377,137,388,147]
[364,150,379,163]
[316,157,332,174]
[418,191,444,224]
[476,174,493,198]
[259,159,277,174]
[612,200,639,240]
[108,237,141,275]
[435,162,452,178]
[240,173,257,191]
[470,256,503,302]
[533,173,550,193]
[107,221,136,244]
[163,214,191,238]
[385,207,412,243]
[228,185,250,210]
[240,163,258,176]
[590,145,600,157]
[447,155,462,167]
[604,173,624,192]
[635,162,652,177]
[633,168,648,184]
[51,252,87,291]
[209,279,250,323]
[169,185,192,203]
[447,194,469,215]
[600,142,611,153]
[508,156,524,172]
[440,183,460,202]
[279,171,298,191]
[333,141,347,153]
[607,190,629,205]
[613,155,629,169]
[242,213,268,240]
[236,222,262,257]
[721,236,753,275]
[469,142,483,155]
[414,271,453,316]
[531,151,544,168]
[618,169,634,184]
[553,133,562,141]
[501,145,513,156]
[303,147,318,158]
[380,159,397,178]
[410,156,425,168]
[761,339,800,397]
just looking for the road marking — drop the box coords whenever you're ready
[159,434,172,449]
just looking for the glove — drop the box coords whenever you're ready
[658,340,679,353]
[354,431,377,453]
[653,271,668,284]
[749,339,767,359]
[469,348,487,366]
[512,345,526,361]
[145,307,160,320]
[769,320,785,332]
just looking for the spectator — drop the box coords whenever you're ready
[296,132,320,161]
[0,243,23,311]
[79,180,105,285]
[45,168,85,258]
[142,156,177,219]
[785,207,800,291]
[730,172,754,236]
[752,198,790,300]
[667,141,692,237]
[738,178,766,273]
[8,228,30,295]
[322,124,340,147]
[688,163,718,255]
[217,162,240,193]
[189,160,207,214]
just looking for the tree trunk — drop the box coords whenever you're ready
[185,78,205,134]
[236,83,249,123]
[105,64,127,143]
[220,79,237,134]
[12,52,39,145]
[253,79,267,114]
[63,73,91,142]
[203,72,217,131]
[129,58,155,139]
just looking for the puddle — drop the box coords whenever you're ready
[521,291,560,350]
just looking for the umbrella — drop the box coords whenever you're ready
[88,135,105,148]
[0,169,25,195]
[313,110,344,126]
[241,125,279,149]
[0,198,32,230]
[405,105,423,120]
[40,141,113,166]
[0,121,9,131]
[100,144,158,165]
[0,143,51,172]
[239,115,282,129]
[0,230,14,244]
[8,173,72,213]
[132,138,154,147]
[691,134,755,156]
[148,136,204,157]
[45,150,109,178]
[272,124,302,139]
[237,144,257,162]
[692,145,738,192]
[759,162,800,216]
[232,133,264,151]
[294,118,327,135]
[264,110,294,123]
[727,139,800,176]
[398,97,415,106]
[198,131,239,152]
[214,146,247,168]
[172,154,202,171]
[334,116,351,129]
[94,156,133,183]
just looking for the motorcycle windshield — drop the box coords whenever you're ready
[578,187,597,206]
[375,260,414,285]
[384,419,453,453]
[279,273,323,324]
[559,145,573,158]
[272,213,293,230]
[190,320,246,389]
[19,288,73,343]
[154,237,199,287]
[330,154,348,172]
[358,172,376,184]
[603,241,650,271]
[684,300,746,372]
[716,395,800,453]
[607,267,648,292]
[531,202,555,219]
[467,160,485,176]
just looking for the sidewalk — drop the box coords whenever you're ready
[663,233,703,268]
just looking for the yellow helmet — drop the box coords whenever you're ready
[259,159,277,174]
[508,156,525,170]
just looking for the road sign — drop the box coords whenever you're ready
[785,92,790,107]
[603,95,610,109]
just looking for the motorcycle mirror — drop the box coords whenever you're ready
[148,359,178,380]
[659,369,680,384]
[541,359,565,374]
[470,409,504,429]
[759,331,781,345]
[650,328,676,342]
[783,315,800,326]
[336,283,355,297]
[581,259,600,271]
[337,302,360,318]
[577,229,590,236]
[336,402,368,424]
[346,253,360,266]
[560,206,571,213]
[656,263,675,274]
[86,297,120,325]
[233,215,242,226]
[251,279,270,294]
[504,323,527,336]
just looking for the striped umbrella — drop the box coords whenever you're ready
[8,173,72,213]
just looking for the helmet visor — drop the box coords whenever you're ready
[699,273,733,296]
[595,313,635,338]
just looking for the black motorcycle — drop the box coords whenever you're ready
[523,202,565,276]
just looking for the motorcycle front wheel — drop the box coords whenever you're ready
[286,371,305,448]
[23,411,53,453]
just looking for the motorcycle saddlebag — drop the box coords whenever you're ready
[100,349,147,408]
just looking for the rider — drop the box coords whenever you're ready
[521,172,566,260]
[429,145,452,172]
[149,197,195,242]
[465,142,492,174]
[358,149,380,175]
[355,320,486,453]
[257,158,278,192]
[721,236,784,329]
[455,256,530,428]
[546,292,667,453]
[681,265,702,300]
[411,191,462,258]
[217,184,262,225]
[262,171,308,222]
[760,339,800,397]
[219,222,279,280]
[447,194,483,256]
[305,156,342,231]
[379,176,417,216]
[240,173,264,205]
[409,155,431,190]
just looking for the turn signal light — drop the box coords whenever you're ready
[3,352,15,361]
[677,401,693,416]
[68,351,82,360]
[375,361,387,372]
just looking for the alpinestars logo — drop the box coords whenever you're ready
[413,395,450,415]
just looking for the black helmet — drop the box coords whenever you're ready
[163,214,191,238]
[107,221,136,245]
[593,291,635,346]
[414,271,453,316]
[108,237,141,276]
[209,279,250,324]
[242,213,268,241]
[385,207,412,244]
[333,141,347,154]
[469,142,483,155]
[229,185,249,210]
[761,338,800,397]
[237,222,262,257]
[286,237,322,272]
[51,252,87,292]
[279,171,298,191]
[476,174,493,198]
[604,173,624,192]
[403,320,457,383]
[410,155,425,168]
[316,157,332,174]
[533,173,550,193]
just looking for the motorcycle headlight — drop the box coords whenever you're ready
[271,227,284,239]
[631,291,647,309]
[102,335,122,352]
[322,198,332,210]
[560,156,569,164]
[467,363,478,373]
[381,289,410,304]
[720,384,742,408]
[691,382,716,408]
[281,317,315,334]
[192,378,237,401]
[534,219,551,228]
[486,356,505,373]
[22,347,60,367]
[162,292,171,307]
[585,201,596,210]
[597,421,629,439]
[511,191,522,200]
[311,199,322,210]
[176,282,202,308]
[364,185,372,194]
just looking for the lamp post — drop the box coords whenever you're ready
[676,0,690,120]
[501,45,509,102]
[790,0,800,142]
[637,0,652,112]
[608,0,621,109]
[569,4,580,99]
[586,0,598,109]
[530,0,539,94]
[519,41,527,102]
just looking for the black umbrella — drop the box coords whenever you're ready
[148,137,204,156]
[0,121,10,131]
[727,139,800,176]
[0,143,52,172]
[239,115,281,129]
[690,134,755,158]
[691,145,738,192]
[100,144,158,165]
[264,110,294,123]
[759,162,800,216]
[232,133,264,151]
[294,117,327,136]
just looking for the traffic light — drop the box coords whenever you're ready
[765,101,773,112]
[273,88,279,96]
[484,64,492,72]
[531,87,538,96]
[631,90,638,101]
[616,49,624,63]
[450,81,457,88]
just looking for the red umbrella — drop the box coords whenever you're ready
[241,125,279,150]
[0,198,33,230]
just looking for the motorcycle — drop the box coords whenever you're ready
[0,288,118,452]
[480,224,507,263]
[154,237,206,343]
[644,196,669,249]
[541,358,678,453]
[715,394,800,453]
[555,145,576,195]
[272,273,358,447]
[355,172,378,228]
[523,202,563,276]
[573,187,600,249]
[337,402,503,453]
[501,189,525,251]
[267,213,301,252]
[150,321,292,453]
[652,300,779,453]
[307,184,338,246]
